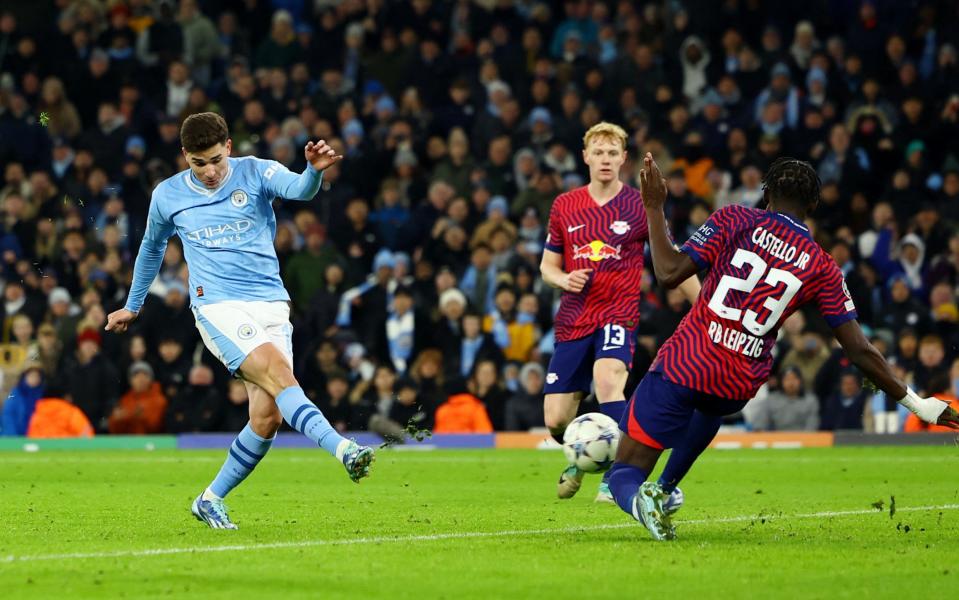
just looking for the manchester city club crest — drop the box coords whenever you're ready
[610,220,630,235]
[237,324,256,340]
[231,190,249,207]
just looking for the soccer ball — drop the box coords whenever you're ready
[562,413,620,473]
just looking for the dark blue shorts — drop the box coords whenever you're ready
[544,325,636,394]
[620,371,748,449]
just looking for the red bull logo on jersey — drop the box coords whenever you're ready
[572,241,622,262]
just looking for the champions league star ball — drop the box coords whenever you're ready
[562,413,620,473]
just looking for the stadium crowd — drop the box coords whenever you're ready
[0,0,958,438]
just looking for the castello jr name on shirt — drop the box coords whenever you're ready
[751,226,811,270]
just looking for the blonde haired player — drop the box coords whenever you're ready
[540,122,699,502]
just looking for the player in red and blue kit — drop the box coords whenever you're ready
[607,155,959,540]
[540,123,700,503]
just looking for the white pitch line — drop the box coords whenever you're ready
[3,504,957,564]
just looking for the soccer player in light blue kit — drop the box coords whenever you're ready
[106,112,374,529]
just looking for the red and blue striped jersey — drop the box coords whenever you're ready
[652,205,857,400]
[545,184,648,342]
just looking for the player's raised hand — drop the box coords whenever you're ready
[564,268,592,293]
[305,140,343,172]
[105,308,138,334]
[639,152,668,212]
[936,405,959,430]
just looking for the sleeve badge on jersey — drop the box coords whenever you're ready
[610,220,630,235]
[841,279,856,312]
[231,190,249,207]
[689,223,714,246]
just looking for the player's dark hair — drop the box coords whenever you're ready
[761,157,821,215]
[180,112,229,153]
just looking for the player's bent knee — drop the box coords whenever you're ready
[242,344,297,392]
[594,380,622,402]
[593,361,627,401]
[251,410,283,437]
[544,394,576,431]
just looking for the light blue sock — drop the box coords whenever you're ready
[209,423,274,498]
[275,385,347,456]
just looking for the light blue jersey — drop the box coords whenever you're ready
[124,156,322,312]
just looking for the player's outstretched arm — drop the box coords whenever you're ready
[262,140,343,201]
[833,320,959,428]
[108,191,175,334]
[540,249,591,293]
[639,153,699,288]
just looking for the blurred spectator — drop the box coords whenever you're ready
[460,244,497,314]
[505,361,545,431]
[108,360,167,434]
[468,359,510,431]
[219,379,251,433]
[408,348,444,424]
[315,369,350,433]
[434,384,493,434]
[871,362,912,433]
[0,363,44,436]
[255,10,301,69]
[748,368,820,431]
[0,313,38,401]
[379,285,429,374]
[165,364,219,433]
[904,367,959,433]
[137,0,185,71]
[914,334,947,395]
[779,332,830,389]
[443,308,503,381]
[349,363,423,440]
[284,223,341,313]
[34,323,61,378]
[38,77,81,140]
[26,395,94,438]
[177,0,220,87]
[821,370,868,431]
[61,327,119,433]
[884,273,932,333]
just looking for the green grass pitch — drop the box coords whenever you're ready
[2,446,959,599]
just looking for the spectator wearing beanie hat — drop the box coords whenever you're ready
[434,287,467,340]
[504,362,546,431]
[60,328,120,433]
[48,287,82,354]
